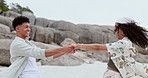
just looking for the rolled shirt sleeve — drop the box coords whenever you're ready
[106,39,126,59]
[10,38,51,60]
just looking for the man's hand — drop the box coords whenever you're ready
[68,44,82,49]
[63,44,75,54]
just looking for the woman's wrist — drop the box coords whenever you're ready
[77,44,83,48]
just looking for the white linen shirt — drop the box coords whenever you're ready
[0,37,53,78]
[106,37,148,78]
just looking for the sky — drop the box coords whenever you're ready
[5,0,148,28]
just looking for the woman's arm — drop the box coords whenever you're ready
[74,44,107,51]
[45,45,75,58]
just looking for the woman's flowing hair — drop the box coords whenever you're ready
[114,20,148,48]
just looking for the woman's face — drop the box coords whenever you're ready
[115,28,125,40]
[115,27,125,40]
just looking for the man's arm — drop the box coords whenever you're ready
[45,46,75,58]
[12,41,74,59]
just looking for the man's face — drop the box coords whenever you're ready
[16,22,31,39]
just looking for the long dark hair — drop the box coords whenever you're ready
[114,21,148,48]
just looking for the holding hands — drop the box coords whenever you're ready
[62,44,76,54]
[63,44,83,54]
[65,43,107,51]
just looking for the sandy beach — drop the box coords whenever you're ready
[0,61,107,78]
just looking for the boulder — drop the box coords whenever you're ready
[31,40,60,49]
[135,45,148,55]
[1,11,21,18]
[53,30,79,44]
[0,23,10,34]
[0,39,13,66]
[34,18,55,27]
[30,25,55,43]
[78,49,109,62]
[0,15,13,31]
[47,20,56,27]
[21,11,36,25]
[134,53,148,63]
[51,21,117,44]
[30,25,79,44]
[60,38,76,46]
[13,20,118,45]
[50,20,81,34]
[77,24,118,44]
[72,51,88,59]
[0,33,16,39]
[0,23,16,39]
[40,54,85,66]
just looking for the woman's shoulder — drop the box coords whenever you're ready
[119,37,132,44]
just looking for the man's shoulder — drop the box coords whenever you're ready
[11,37,25,46]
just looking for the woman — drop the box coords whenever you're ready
[72,18,148,78]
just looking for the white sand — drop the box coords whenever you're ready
[0,61,107,78]
[40,61,107,78]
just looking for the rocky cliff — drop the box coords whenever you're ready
[0,11,147,66]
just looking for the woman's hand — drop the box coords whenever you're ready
[63,44,75,54]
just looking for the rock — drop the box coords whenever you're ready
[0,15,13,31]
[0,33,16,39]
[0,23,16,39]
[21,11,36,25]
[72,51,88,59]
[40,54,85,66]
[1,11,21,18]
[47,20,56,27]
[134,53,148,63]
[85,58,96,64]
[77,24,118,44]
[0,23,10,34]
[51,21,117,44]
[0,12,148,65]
[82,50,109,62]
[30,25,55,43]
[60,38,76,46]
[53,30,79,44]
[31,40,60,49]
[0,49,11,66]
[135,45,148,55]
[0,39,13,66]
[51,20,81,34]
[30,25,79,44]
[29,20,118,45]
[34,18,55,27]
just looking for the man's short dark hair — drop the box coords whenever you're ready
[12,16,30,30]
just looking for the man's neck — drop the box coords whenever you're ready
[16,35,26,40]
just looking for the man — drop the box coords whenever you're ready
[0,16,75,78]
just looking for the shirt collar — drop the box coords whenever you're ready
[122,37,130,42]
[15,37,27,41]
